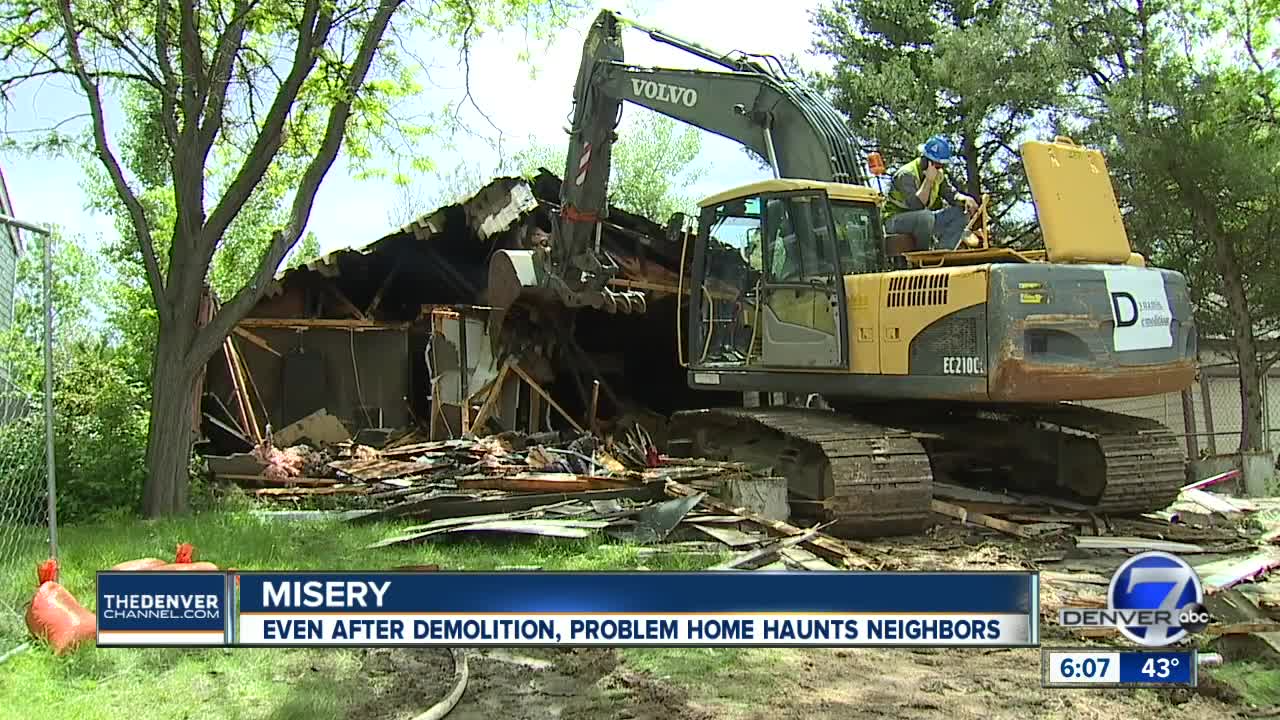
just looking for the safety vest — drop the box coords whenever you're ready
[884,158,943,221]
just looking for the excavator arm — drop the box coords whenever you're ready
[493,10,868,314]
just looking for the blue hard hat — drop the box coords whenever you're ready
[922,135,953,163]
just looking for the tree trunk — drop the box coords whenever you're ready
[961,127,981,201]
[1195,187,1265,451]
[142,325,198,517]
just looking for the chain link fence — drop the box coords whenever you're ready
[0,213,56,659]
[1080,358,1278,464]
[0,370,47,651]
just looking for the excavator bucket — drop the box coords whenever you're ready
[487,248,648,315]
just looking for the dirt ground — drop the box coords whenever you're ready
[338,522,1265,719]
[348,645,1243,720]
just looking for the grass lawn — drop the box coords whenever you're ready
[0,509,729,720]
[1207,660,1280,706]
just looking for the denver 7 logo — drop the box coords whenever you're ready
[1109,552,1204,647]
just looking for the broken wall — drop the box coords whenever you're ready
[203,325,414,444]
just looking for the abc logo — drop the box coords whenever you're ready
[1179,602,1212,633]
[1109,551,1207,647]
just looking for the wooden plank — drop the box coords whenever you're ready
[931,482,1091,511]
[665,480,878,569]
[692,524,767,548]
[1074,536,1207,553]
[226,336,263,444]
[507,362,585,433]
[326,285,368,320]
[1207,622,1280,636]
[709,524,828,570]
[222,340,254,443]
[218,474,339,487]
[1003,514,1092,525]
[1181,488,1245,515]
[351,486,662,524]
[253,487,368,496]
[779,547,840,571]
[364,263,402,317]
[930,499,1043,539]
[233,326,282,357]
[457,474,640,492]
[238,318,408,329]
[467,361,512,437]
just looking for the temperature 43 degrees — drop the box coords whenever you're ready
[1142,656,1181,679]
[1043,649,1197,688]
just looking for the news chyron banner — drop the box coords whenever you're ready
[97,572,234,646]
[98,571,1040,648]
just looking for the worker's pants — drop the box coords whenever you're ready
[885,206,968,251]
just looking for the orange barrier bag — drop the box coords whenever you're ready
[153,542,219,571]
[110,558,166,571]
[25,560,96,656]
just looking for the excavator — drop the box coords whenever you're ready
[488,10,1198,538]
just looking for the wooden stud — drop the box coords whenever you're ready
[326,285,368,320]
[238,318,407,329]
[234,326,282,357]
[508,362,586,434]
[364,263,403,317]
[467,361,513,437]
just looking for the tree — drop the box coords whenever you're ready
[810,0,1073,245]
[0,0,579,516]
[1056,0,1280,451]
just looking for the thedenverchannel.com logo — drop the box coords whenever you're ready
[1058,551,1213,647]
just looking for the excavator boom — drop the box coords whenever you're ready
[490,10,867,314]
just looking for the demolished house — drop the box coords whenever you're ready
[198,169,739,462]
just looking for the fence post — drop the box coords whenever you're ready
[1181,387,1200,459]
[0,212,56,562]
[1200,367,1218,455]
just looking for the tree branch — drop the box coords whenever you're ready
[188,0,405,374]
[200,0,328,252]
[197,0,254,158]
[154,0,181,148]
[56,0,169,323]
[178,0,202,126]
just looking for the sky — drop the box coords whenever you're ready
[0,0,835,256]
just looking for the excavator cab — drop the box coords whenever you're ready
[686,179,883,371]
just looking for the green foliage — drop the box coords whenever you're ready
[1056,0,1280,357]
[811,0,1073,244]
[511,111,709,221]
[0,233,149,523]
[0,0,588,516]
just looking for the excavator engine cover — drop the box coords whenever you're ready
[1022,138,1132,264]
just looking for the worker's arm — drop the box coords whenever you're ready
[941,175,979,214]
[894,171,929,211]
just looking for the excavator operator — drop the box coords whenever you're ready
[882,135,979,252]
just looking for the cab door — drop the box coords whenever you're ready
[755,192,848,369]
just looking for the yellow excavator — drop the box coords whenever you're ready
[488,11,1198,537]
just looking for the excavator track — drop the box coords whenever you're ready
[829,400,1187,517]
[667,407,934,538]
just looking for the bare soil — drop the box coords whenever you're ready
[343,644,1245,720]
[673,647,1243,720]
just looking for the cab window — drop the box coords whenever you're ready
[763,193,837,283]
[830,201,882,275]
